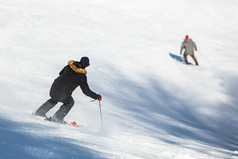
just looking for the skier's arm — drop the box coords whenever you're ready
[80,76,100,100]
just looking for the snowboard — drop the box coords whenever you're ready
[169,53,193,65]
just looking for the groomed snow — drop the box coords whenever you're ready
[0,0,238,158]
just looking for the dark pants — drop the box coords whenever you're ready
[35,96,74,121]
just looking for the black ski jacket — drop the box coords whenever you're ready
[49,60,99,102]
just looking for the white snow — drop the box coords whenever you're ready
[0,0,238,158]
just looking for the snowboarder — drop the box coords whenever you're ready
[180,35,199,65]
[34,56,102,123]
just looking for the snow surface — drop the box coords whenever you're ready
[0,0,238,158]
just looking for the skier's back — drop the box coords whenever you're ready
[35,57,102,123]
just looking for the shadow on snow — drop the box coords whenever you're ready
[102,66,238,153]
[0,118,103,159]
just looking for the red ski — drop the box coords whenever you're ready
[65,121,84,128]
[33,113,86,128]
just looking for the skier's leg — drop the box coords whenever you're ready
[183,54,189,64]
[191,54,199,65]
[35,99,58,117]
[53,96,74,123]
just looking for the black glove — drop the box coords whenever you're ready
[96,94,102,101]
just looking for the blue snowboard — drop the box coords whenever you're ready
[169,53,193,65]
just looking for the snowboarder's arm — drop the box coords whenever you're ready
[194,42,197,51]
[191,39,197,51]
[180,43,185,54]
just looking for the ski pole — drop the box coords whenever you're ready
[90,99,103,126]
[99,100,103,126]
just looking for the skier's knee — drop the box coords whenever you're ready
[68,98,74,107]
[64,97,74,107]
[49,99,58,105]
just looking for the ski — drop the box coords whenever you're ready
[44,116,84,128]
[33,113,84,128]
[65,121,83,128]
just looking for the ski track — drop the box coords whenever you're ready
[1,0,238,159]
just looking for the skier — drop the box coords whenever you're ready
[34,56,102,123]
[180,35,199,65]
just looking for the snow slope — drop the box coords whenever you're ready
[0,0,238,158]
